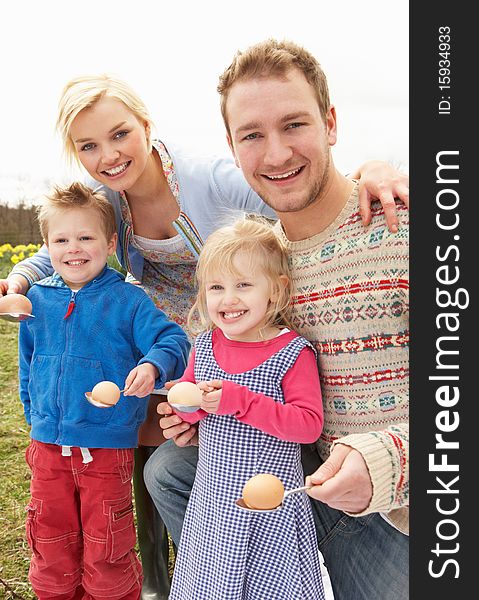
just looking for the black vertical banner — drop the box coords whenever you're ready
[410,3,473,598]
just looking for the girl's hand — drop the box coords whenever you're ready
[123,363,159,397]
[198,380,223,414]
[352,160,409,233]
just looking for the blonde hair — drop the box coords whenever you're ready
[56,74,153,164]
[218,39,330,138]
[38,182,116,242]
[188,217,292,336]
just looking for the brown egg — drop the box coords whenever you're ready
[242,474,285,510]
[167,381,203,407]
[0,293,32,315]
[91,381,121,406]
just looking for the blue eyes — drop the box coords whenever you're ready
[80,130,128,152]
[242,123,304,141]
[208,283,252,291]
[53,236,93,243]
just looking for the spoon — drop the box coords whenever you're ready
[169,404,201,413]
[235,485,313,513]
[0,312,35,323]
[85,389,126,408]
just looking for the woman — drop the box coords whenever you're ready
[0,74,409,600]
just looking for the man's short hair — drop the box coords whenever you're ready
[218,39,331,137]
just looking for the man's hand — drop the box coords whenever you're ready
[353,160,409,233]
[157,401,199,447]
[305,444,373,514]
[0,275,29,297]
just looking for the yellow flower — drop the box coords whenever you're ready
[11,254,20,264]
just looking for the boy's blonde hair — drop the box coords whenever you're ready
[218,39,330,138]
[56,74,153,164]
[188,217,292,335]
[38,182,116,242]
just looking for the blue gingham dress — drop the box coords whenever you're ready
[169,331,324,600]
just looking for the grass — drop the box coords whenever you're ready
[0,319,34,599]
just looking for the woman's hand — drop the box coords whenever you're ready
[352,160,409,232]
[0,274,29,297]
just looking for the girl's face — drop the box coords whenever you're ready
[205,251,278,342]
[69,96,151,193]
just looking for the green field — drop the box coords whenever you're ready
[0,319,34,599]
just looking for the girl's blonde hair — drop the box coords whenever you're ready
[56,74,153,164]
[188,217,292,336]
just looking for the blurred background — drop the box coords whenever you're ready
[1,0,408,214]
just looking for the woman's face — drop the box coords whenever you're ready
[69,96,151,192]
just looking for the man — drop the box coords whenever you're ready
[144,39,409,600]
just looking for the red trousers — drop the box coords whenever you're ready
[25,440,142,600]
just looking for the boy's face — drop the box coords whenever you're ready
[46,207,117,290]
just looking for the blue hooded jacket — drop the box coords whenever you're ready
[19,266,190,448]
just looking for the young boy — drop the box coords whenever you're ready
[19,182,190,600]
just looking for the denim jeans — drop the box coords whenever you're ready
[144,440,409,600]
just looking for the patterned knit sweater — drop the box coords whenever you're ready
[274,185,409,534]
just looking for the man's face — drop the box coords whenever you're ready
[226,68,337,215]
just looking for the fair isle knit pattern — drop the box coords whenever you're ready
[274,185,409,534]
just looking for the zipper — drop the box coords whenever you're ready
[63,290,77,319]
[55,290,78,443]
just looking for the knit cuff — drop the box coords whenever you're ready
[332,432,396,515]
[10,265,40,287]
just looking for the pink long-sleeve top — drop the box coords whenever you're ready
[175,329,323,443]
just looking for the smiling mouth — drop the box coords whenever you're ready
[65,259,88,266]
[263,166,303,181]
[102,161,131,177]
[222,310,246,320]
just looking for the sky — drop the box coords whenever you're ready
[0,0,408,205]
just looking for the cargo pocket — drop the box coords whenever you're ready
[104,497,136,563]
[25,497,42,556]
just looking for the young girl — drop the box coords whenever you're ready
[169,218,325,600]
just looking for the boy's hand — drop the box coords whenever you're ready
[157,401,199,446]
[198,380,223,414]
[123,363,159,398]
